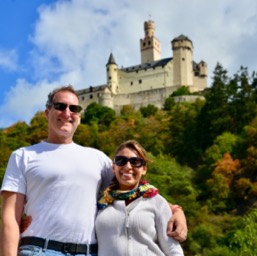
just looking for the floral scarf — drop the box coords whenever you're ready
[97,180,159,209]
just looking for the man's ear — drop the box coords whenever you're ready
[44,109,49,119]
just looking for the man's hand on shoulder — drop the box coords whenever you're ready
[167,204,188,242]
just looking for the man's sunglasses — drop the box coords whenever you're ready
[114,156,145,168]
[52,102,83,113]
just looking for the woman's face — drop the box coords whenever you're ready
[113,147,147,191]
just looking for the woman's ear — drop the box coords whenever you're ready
[142,166,147,175]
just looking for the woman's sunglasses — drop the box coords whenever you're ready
[114,156,145,168]
[52,102,83,113]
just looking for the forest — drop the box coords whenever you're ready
[1,63,257,255]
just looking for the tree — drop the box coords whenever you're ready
[27,112,48,144]
[230,209,257,255]
[171,86,191,96]
[197,63,232,149]
[73,123,96,146]
[206,153,240,212]
[163,96,176,111]
[139,104,158,117]
[228,67,257,133]
[82,102,116,130]
[166,99,205,167]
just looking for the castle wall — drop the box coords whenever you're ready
[77,86,107,110]
[192,76,208,92]
[113,86,179,112]
[117,61,173,94]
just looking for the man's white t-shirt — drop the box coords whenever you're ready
[1,141,113,244]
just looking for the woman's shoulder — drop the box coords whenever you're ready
[144,193,170,209]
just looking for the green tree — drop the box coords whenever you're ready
[197,63,231,150]
[230,209,257,255]
[228,67,257,133]
[137,111,170,156]
[82,102,116,130]
[0,132,12,168]
[73,123,96,146]
[4,121,29,143]
[167,99,205,167]
[139,104,158,117]
[171,86,191,96]
[163,96,176,111]
[27,112,48,144]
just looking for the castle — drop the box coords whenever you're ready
[77,20,208,112]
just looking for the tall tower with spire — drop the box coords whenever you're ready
[140,20,161,64]
[106,53,118,94]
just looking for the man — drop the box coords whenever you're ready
[1,85,187,256]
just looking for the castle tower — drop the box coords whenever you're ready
[172,35,194,86]
[106,53,118,94]
[99,87,114,108]
[197,60,208,77]
[140,20,161,64]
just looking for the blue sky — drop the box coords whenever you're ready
[1,0,257,128]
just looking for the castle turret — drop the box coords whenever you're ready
[140,20,161,64]
[106,53,118,94]
[197,60,208,77]
[172,35,194,87]
[99,87,113,108]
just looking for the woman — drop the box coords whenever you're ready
[96,140,184,256]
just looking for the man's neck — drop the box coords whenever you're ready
[45,137,73,144]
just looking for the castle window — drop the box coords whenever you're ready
[139,79,142,84]
[148,41,151,45]
[143,42,146,46]
[107,68,109,71]
[114,68,117,71]
[90,86,93,92]
[82,96,84,101]
[131,81,133,86]
[90,95,93,99]
[109,76,111,80]
[182,58,185,61]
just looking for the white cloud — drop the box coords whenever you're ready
[1,0,257,127]
[0,48,19,71]
[0,79,58,127]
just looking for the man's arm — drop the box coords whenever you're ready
[167,204,188,242]
[1,191,25,256]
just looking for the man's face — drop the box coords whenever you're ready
[45,91,81,143]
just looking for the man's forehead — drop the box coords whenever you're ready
[54,91,79,101]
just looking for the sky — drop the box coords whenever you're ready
[1,0,257,128]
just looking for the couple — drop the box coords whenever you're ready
[1,85,187,255]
